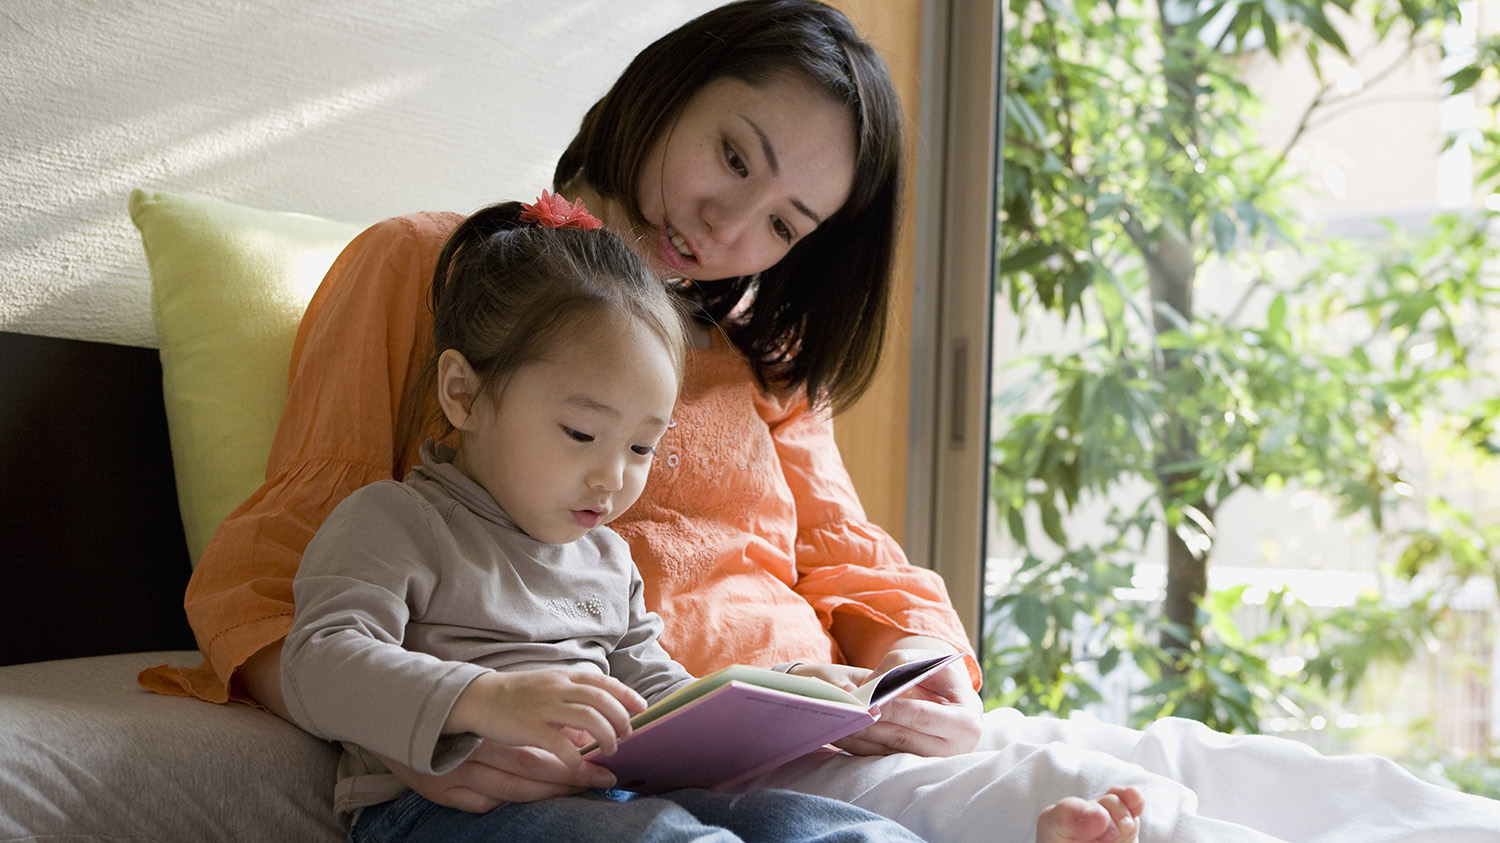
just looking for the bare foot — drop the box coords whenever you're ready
[1036,786,1144,843]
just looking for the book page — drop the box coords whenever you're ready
[852,652,965,708]
[631,665,860,730]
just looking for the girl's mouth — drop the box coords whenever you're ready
[572,509,603,529]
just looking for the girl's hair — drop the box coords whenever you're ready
[554,0,904,413]
[397,201,686,470]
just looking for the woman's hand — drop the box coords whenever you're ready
[382,739,619,813]
[825,644,983,759]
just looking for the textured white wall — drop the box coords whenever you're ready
[0,0,722,347]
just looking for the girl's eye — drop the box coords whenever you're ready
[723,141,748,177]
[562,426,594,443]
[631,445,656,457]
[772,218,793,244]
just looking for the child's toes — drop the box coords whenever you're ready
[1038,796,1116,843]
[1097,788,1143,843]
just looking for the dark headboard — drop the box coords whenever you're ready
[1,331,196,665]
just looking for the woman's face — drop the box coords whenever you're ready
[632,74,857,281]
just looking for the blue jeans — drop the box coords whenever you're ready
[350,787,928,843]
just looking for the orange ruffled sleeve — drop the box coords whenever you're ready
[760,393,982,689]
[613,334,978,688]
[138,212,463,704]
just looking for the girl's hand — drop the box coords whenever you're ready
[445,668,647,767]
[829,648,983,758]
[382,740,618,813]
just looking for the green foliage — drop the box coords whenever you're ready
[987,0,1500,754]
[1407,752,1500,800]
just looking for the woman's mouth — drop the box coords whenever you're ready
[658,225,697,273]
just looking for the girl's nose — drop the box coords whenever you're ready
[588,455,625,492]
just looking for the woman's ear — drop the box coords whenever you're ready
[436,349,480,431]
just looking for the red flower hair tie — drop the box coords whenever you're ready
[519,190,603,230]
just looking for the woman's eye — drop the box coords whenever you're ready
[562,426,594,443]
[772,218,793,244]
[723,141,748,177]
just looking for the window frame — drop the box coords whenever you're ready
[906,0,1002,648]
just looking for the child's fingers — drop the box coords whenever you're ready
[549,701,635,756]
[554,677,643,743]
[570,671,649,715]
[794,662,868,692]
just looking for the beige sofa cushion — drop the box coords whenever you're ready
[0,651,342,842]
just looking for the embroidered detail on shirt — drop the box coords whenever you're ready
[548,596,604,619]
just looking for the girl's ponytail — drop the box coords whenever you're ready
[428,202,527,319]
[394,195,679,477]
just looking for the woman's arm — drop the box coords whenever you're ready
[762,396,977,668]
[763,396,984,757]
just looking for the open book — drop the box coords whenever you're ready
[583,652,964,793]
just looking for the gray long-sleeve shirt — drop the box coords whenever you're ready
[282,440,694,814]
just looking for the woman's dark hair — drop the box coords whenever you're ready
[554,0,904,412]
[395,201,686,472]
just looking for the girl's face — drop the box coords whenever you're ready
[633,73,858,281]
[443,316,678,545]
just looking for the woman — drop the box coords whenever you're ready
[142,2,1500,841]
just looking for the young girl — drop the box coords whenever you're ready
[147,2,1500,840]
[279,195,1143,843]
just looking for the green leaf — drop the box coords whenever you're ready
[1447,65,1484,96]
[1003,242,1061,274]
[1266,293,1287,333]
[1005,95,1048,145]
[1098,647,1121,676]
[1013,595,1050,645]
[1091,192,1125,222]
[1040,497,1068,546]
[1302,5,1349,56]
[1006,507,1028,545]
[1260,15,1282,58]
[1211,210,1237,254]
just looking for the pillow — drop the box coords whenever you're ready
[129,189,364,565]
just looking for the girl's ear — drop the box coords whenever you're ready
[436,349,480,431]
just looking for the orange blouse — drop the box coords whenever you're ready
[139,211,977,704]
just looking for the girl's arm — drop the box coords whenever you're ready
[247,639,624,808]
[281,482,489,773]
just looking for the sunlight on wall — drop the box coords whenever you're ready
[0,0,722,346]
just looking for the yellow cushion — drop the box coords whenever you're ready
[129,189,363,565]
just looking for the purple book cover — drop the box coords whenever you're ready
[584,653,962,793]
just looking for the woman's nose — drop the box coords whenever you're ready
[702,195,756,245]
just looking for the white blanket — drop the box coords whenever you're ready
[745,707,1500,842]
